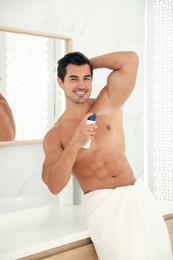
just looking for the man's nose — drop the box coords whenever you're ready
[78,80,85,88]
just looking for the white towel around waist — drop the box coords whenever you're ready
[84,179,172,260]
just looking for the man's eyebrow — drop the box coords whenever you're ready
[69,75,78,78]
[68,74,91,78]
[84,74,91,78]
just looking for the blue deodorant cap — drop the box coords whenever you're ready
[87,113,96,121]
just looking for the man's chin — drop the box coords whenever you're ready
[76,98,88,104]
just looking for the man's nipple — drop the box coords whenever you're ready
[106,125,111,131]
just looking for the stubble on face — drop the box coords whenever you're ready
[63,64,92,104]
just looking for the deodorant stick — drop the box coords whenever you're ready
[83,114,96,149]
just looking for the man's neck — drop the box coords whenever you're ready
[65,99,93,119]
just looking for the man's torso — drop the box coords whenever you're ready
[58,97,136,193]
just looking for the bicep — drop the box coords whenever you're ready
[42,128,63,170]
[42,140,63,185]
[43,141,62,170]
[106,54,139,107]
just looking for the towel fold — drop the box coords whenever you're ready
[84,179,172,260]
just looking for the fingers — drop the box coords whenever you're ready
[79,112,97,145]
[86,123,97,132]
[81,112,95,125]
[82,112,97,133]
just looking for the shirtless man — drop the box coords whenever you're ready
[0,93,15,141]
[42,51,172,259]
[42,51,138,194]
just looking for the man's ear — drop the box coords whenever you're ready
[57,77,64,89]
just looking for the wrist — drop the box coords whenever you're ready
[67,141,81,155]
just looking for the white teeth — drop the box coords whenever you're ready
[76,92,85,94]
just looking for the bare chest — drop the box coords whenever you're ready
[60,114,123,150]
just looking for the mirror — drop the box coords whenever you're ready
[0,26,72,145]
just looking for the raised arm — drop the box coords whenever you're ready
[90,51,139,107]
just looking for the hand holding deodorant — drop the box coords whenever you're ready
[83,113,96,149]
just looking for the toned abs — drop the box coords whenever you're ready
[61,111,136,193]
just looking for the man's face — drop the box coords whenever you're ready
[58,64,92,104]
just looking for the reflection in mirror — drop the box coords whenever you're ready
[0,27,72,142]
[0,92,15,141]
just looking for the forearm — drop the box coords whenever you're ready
[90,51,138,71]
[43,142,79,195]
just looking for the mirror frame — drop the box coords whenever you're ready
[0,26,72,147]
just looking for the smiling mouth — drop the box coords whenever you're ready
[74,89,88,95]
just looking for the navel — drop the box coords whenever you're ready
[112,175,117,178]
[106,125,111,131]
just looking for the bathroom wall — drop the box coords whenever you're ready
[0,143,73,203]
[0,0,146,201]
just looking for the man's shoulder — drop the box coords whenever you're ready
[43,116,73,142]
[46,121,62,136]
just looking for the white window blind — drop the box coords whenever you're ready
[147,0,173,201]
